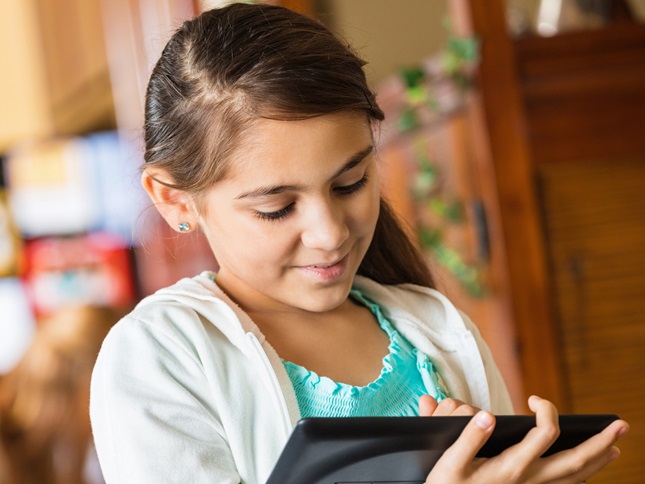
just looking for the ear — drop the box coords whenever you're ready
[141,168,198,232]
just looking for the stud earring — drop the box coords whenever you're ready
[178,222,191,232]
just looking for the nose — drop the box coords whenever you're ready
[300,200,349,251]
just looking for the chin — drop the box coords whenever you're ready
[296,284,353,313]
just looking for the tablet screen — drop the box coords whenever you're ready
[266,414,619,484]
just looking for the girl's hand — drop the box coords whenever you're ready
[419,395,480,417]
[425,395,629,484]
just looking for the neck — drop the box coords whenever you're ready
[247,296,358,332]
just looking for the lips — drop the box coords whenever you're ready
[304,253,347,268]
[297,254,349,282]
[311,260,341,269]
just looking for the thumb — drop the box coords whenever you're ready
[433,411,495,472]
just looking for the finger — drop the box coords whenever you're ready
[569,446,621,483]
[419,395,438,417]
[432,410,496,470]
[432,398,466,416]
[450,403,479,417]
[537,447,620,484]
[533,420,629,482]
[500,395,560,469]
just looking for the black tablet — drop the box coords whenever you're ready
[266,414,619,484]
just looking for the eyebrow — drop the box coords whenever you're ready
[235,145,374,200]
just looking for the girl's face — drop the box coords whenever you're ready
[198,111,380,316]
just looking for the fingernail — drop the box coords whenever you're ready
[617,425,629,438]
[475,411,494,430]
[609,448,621,461]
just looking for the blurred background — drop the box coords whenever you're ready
[0,0,644,482]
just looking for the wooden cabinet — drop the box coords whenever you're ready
[452,1,645,481]
[0,1,53,151]
[0,0,115,151]
[36,0,116,136]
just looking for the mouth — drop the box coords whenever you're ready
[303,252,348,268]
[310,259,343,269]
[297,254,349,282]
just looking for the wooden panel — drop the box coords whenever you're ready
[515,24,645,164]
[538,159,645,484]
[0,0,54,150]
[454,0,566,410]
[278,0,314,17]
[440,111,526,408]
[36,0,116,135]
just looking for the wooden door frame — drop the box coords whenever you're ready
[450,0,567,410]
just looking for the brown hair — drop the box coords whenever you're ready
[144,3,434,288]
[0,305,121,484]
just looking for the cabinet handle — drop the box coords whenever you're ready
[473,199,490,262]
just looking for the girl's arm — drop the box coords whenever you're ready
[90,318,241,484]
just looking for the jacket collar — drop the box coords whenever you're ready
[136,271,265,356]
[137,272,468,355]
[352,275,468,333]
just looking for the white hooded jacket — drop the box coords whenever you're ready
[90,273,513,483]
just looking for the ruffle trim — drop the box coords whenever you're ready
[282,319,406,398]
[283,289,449,416]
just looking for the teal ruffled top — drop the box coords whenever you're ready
[283,289,449,418]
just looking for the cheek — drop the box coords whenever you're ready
[360,184,381,233]
[346,196,379,241]
[212,215,297,267]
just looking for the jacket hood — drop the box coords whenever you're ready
[354,277,469,331]
[134,271,265,356]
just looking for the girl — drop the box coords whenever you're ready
[90,4,628,483]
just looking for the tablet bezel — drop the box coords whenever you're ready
[266,414,619,484]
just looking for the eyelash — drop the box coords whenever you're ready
[334,175,369,195]
[253,175,369,222]
[254,203,294,221]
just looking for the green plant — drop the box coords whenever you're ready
[394,30,484,296]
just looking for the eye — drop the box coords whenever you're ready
[254,203,295,221]
[334,175,369,196]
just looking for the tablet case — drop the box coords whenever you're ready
[266,414,619,484]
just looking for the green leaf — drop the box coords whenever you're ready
[397,108,420,132]
[444,200,463,222]
[406,85,429,105]
[400,66,426,88]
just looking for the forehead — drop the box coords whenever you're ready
[224,112,373,183]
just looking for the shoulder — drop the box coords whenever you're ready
[98,272,248,367]
[112,273,218,337]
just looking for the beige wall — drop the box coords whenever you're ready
[321,0,449,86]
